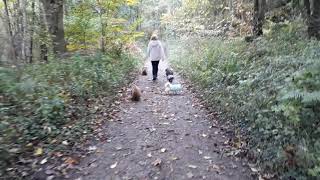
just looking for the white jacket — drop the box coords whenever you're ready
[147,40,166,61]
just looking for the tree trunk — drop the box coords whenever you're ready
[40,0,66,56]
[39,1,48,62]
[99,12,106,53]
[97,1,106,53]
[13,0,24,60]
[21,0,28,62]
[305,0,320,39]
[2,0,17,61]
[304,0,311,15]
[253,0,266,36]
[29,0,35,63]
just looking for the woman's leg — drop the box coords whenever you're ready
[151,61,160,80]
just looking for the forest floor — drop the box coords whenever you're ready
[71,61,253,180]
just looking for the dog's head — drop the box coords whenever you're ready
[167,75,174,83]
[165,68,173,76]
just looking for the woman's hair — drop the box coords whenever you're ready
[150,34,158,40]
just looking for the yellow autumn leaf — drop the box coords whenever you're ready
[127,0,138,6]
[34,147,43,156]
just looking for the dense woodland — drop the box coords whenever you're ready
[0,0,320,179]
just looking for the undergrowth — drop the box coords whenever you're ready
[171,21,320,179]
[0,53,139,177]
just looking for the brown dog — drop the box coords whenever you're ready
[131,84,141,101]
[142,66,147,76]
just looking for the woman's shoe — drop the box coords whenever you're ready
[152,76,157,81]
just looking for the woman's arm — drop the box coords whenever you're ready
[146,42,151,59]
[159,41,166,61]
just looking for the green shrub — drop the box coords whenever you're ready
[0,53,139,175]
[171,21,320,179]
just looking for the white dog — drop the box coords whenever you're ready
[165,82,182,95]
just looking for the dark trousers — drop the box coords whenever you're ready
[151,61,160,79]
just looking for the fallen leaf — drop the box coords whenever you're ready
[231,163,238,169]
[96,149,104,153]
[9,148,19,153]
[262,173,275,179]
[203,156,211,160]
[170,156,179,161]
[62,141,69,145]
[88,146,97,151]
[34,148,43,156]
[21,171,28,177]
[188,165,197,169]
[250,167,258,173]
[160,148,167,153]
[45,170,55,175]
[46,176,55,180]
[53,151,63,157]
[152,158,162,166]
[211,164,221,173]
[40,158,48,165]
[110,162,118,169]
[149,127,156,132]
[187,172,194,178]
[138,161,146,166]
[65,157,79,165]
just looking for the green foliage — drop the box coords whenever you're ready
[0,53,138,174]
[171,21,320,179]
[65,0,144,52]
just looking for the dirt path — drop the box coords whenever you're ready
[74,61,251,180]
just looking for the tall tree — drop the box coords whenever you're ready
[305,0,320,39]
[2,0,17,61]
[97,0,106,53]
[29,0,35,63]
[40,0,66,56]
[39,1,49,62]
[253,0,266,36]
[20,0,28,61]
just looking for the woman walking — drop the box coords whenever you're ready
[146,34,166,81]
